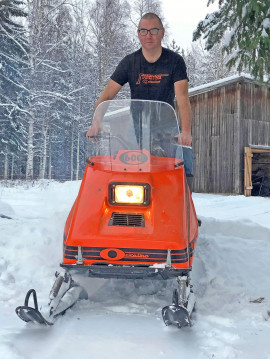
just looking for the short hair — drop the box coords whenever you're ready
[138,13,163,29]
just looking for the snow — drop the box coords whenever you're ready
[1,180,270,359]
[262,18,270,29]
[189,73,254,95]
[202,12,216,27]
[241,4,248,18]
[224,29,235,47]
[262,28,268,38]
[262,17,270,29]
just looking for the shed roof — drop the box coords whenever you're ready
[188,73,268,97]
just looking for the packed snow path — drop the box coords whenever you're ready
[0,181,270,359]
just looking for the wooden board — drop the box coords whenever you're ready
[244,147,253,196]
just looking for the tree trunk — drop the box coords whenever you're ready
[48,127,52,179]
[70,122,74,181]
[26,115,34,179]
[11,154,14,180]
[76,128,80,180]
[39,124,48,179]
[4,148,8,179]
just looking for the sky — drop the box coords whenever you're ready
[161,0,219,50]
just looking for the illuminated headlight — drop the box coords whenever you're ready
[109,183,150,206]
[115,185,144,204]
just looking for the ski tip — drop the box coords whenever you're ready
[15,306,53,326]
[162,305,191,329]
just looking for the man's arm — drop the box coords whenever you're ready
[94,79,122,113]
[86,80,122,138]
[174,79,192,146]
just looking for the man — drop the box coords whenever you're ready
[87,13,193,188]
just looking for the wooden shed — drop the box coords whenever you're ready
[188,75,270,195]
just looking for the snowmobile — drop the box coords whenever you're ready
[16,99,198,328]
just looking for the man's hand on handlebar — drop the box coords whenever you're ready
[175,131,192,147]
[86,122,109,141]
[86,122,101,141]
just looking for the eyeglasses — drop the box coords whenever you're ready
[138,28,162,36]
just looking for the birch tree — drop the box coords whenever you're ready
[131,0,163,25]
[130,0,169,45]
[89,0,133,92]
[24,0,74,179]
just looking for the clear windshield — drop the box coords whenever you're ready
[87,99,183,172]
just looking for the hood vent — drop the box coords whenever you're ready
[109,213,145,227]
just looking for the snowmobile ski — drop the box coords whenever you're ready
[16,289,53,325]
[16,271,88,326]
[162,304,191,328]
[162,276,195,328]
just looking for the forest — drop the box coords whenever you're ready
[0,0,268,180]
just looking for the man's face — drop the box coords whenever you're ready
[137,18,164,51]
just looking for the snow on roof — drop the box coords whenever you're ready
[188,73,258,96]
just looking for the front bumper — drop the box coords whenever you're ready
[60,263,190,280]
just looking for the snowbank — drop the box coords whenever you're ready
[0,181,270,359]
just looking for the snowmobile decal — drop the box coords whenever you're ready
[119,151,148,165]
[100,248,126,260]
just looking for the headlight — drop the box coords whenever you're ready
[115,185,144,204]
[109,183,150,206]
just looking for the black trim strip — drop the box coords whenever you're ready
[64,253,189,260]
[64,248,188,258]
[64,248,190,256]
[64,255,192,263]
[64,254,190,263]
[64,244,194,263]
[64,253,194,262]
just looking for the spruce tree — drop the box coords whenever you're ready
[193,0,270,82]
[0,0,28,178]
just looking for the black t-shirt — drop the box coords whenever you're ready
[110,47,188,108]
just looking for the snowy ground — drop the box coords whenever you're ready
[0,180,270,359]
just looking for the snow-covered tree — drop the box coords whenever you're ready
[62,0,98,181]
[0,0,28,179]
[89,0,134,94]
[130,0,169,45]
[131,0,163,23]
[1,0,193,180]
[167,39,181,54]
[24,0,76,179]
[184,40,237,88]
[193,0,270,81]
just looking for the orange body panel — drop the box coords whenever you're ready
[63,154,198,271]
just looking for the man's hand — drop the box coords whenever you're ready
[175,131,192,146]
[86,80,122,141]
[86,121,109,141]
[180,131,192,146]
[86,122,101,141]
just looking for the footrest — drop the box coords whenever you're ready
[15,289,53,326]
[162,304,191,328]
